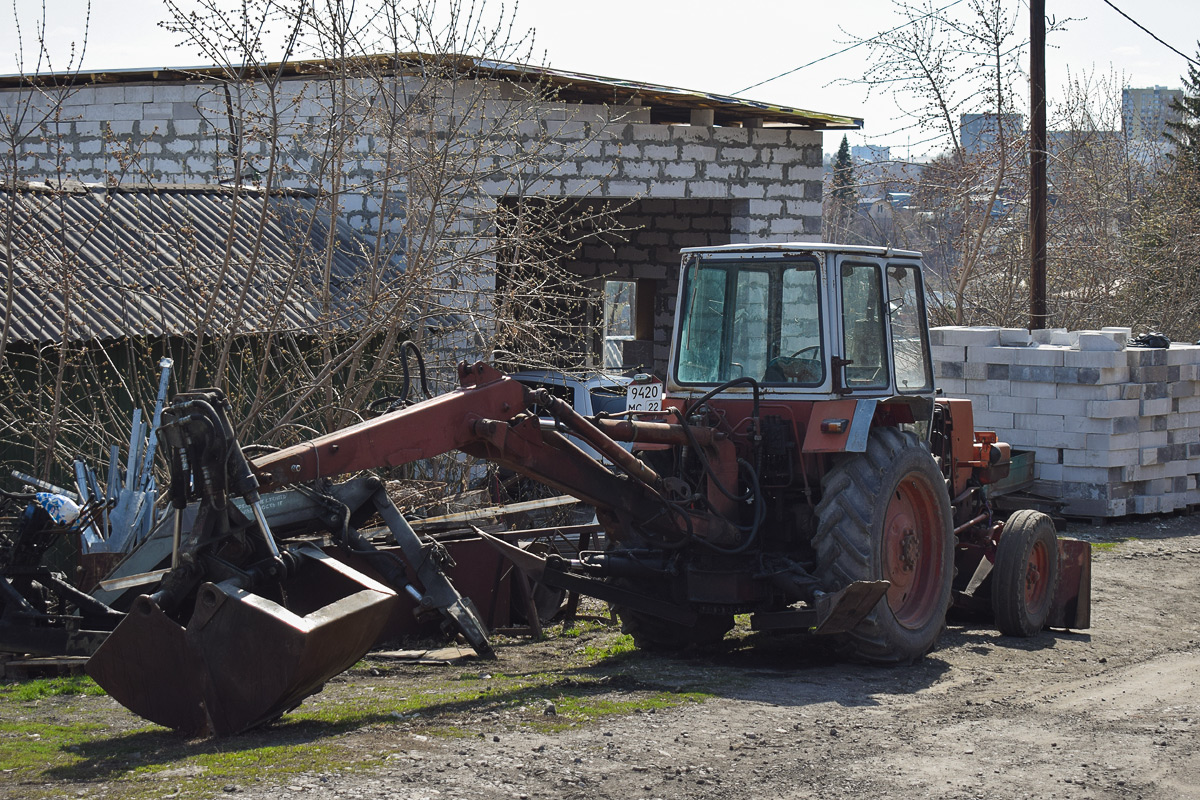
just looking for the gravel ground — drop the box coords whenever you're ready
[4,514,1198,800]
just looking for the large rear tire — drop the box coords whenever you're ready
[992,509,1059,637]
[812,427,954,663]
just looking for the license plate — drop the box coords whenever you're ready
[626,381,662,412]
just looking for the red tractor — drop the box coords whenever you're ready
[87,243,1090,736]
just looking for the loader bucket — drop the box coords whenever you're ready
[87,545,398,736]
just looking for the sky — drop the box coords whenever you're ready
[3,0,1199,157]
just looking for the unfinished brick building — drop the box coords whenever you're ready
[0,57,860,376]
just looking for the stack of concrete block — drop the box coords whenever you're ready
[930,326,1200,518]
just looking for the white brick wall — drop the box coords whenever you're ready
[932,325,1200,518]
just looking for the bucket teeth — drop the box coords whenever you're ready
[87,545,397,736]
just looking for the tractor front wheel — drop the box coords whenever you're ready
[992,509,1059,637]
[813,428,954,663]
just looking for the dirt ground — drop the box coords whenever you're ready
[5,514,1200,800]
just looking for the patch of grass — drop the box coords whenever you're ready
[1091,541,1122,551]
[0,634,712,798]
[0,675,106,701]
[582,633,636,661]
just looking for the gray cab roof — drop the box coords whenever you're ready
[680,242,923,259]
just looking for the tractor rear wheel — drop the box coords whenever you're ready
[813,427,953,663]
[992,509,1059,637]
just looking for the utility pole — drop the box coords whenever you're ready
[1030,0,1048,329]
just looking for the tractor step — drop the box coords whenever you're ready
[750,580,891,634]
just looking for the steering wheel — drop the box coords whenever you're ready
[789,345,820,359]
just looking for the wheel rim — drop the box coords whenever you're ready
[882,473,945,629]
[1024,538,1052,613]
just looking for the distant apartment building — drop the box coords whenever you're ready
[851,144,891,162]
[1122,86,1182,140]
[959,113,1024,154]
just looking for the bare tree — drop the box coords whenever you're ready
[849,0,1061,324]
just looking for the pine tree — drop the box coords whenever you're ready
[832,136,856,204]
[829,135,856,239]
[1165,43,1200,176]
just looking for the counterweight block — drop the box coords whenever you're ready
[87,545,398,737]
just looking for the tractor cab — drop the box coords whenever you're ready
[668,244,935,403]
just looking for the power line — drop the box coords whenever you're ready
[731,0,966,97]
[1100,0,1200,68]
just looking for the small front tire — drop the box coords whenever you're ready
[992,510,1059,637]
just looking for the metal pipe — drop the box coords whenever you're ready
[249,498,282,559]
[526,388,661,488]
[953,512,990,536]
[171,507,183,568]
[592,417,721,447]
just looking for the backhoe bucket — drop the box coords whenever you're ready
[87,545,398,736]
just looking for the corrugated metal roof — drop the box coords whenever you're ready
[0,184,407,344]
[0,53,863,130]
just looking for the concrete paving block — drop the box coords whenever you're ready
[1139,430,1168,448]
[964,379,1012,397]
[1063,447,1139,468]
[1057,382,1121,401]
[1060,465,1122,484]
[930,345,966,363]
[1062,349,1127,368]
[971,408,1014,431]
[1086,398,1140,418]
[1030,328,1069,345]
[1008,364,1057,383]
[1064,416,1118,435]
[1060,383,1123,402]
[1101,326,1133,339]
[998,328,1032,346]
[1169,427,1200,445]
[1130,495,1162,515]
[1130,366,1168,383]
[1099,367,1131,384]
[1166,344,1200,365]
[1014,412,1065,432]
[1090,432,1140,450]
[1168,381,1195,398]
[1140,397,1172,416]
[1070,330,1124,351]
[1141,381,1168,400]
[1127,348,1167,367]
[1035,397,1089,417]
[992,345,1067,367]
[1026,430,1088,450]
[989,394,1038,414]
[1026,445,1063,467]
[934,360,963,379]
[1138,416,1169,435]
[1035,462,1064,482]
[935,377,966,396]
[998,428,1042,448]
[930,326,1000,347]
[1163,459,1189,479]
[1011,381,1058,399]
[1177,395,1200,414]
[964,362,991,380]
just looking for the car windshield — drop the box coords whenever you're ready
[675,258,825,386]
[589,385,628,415]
